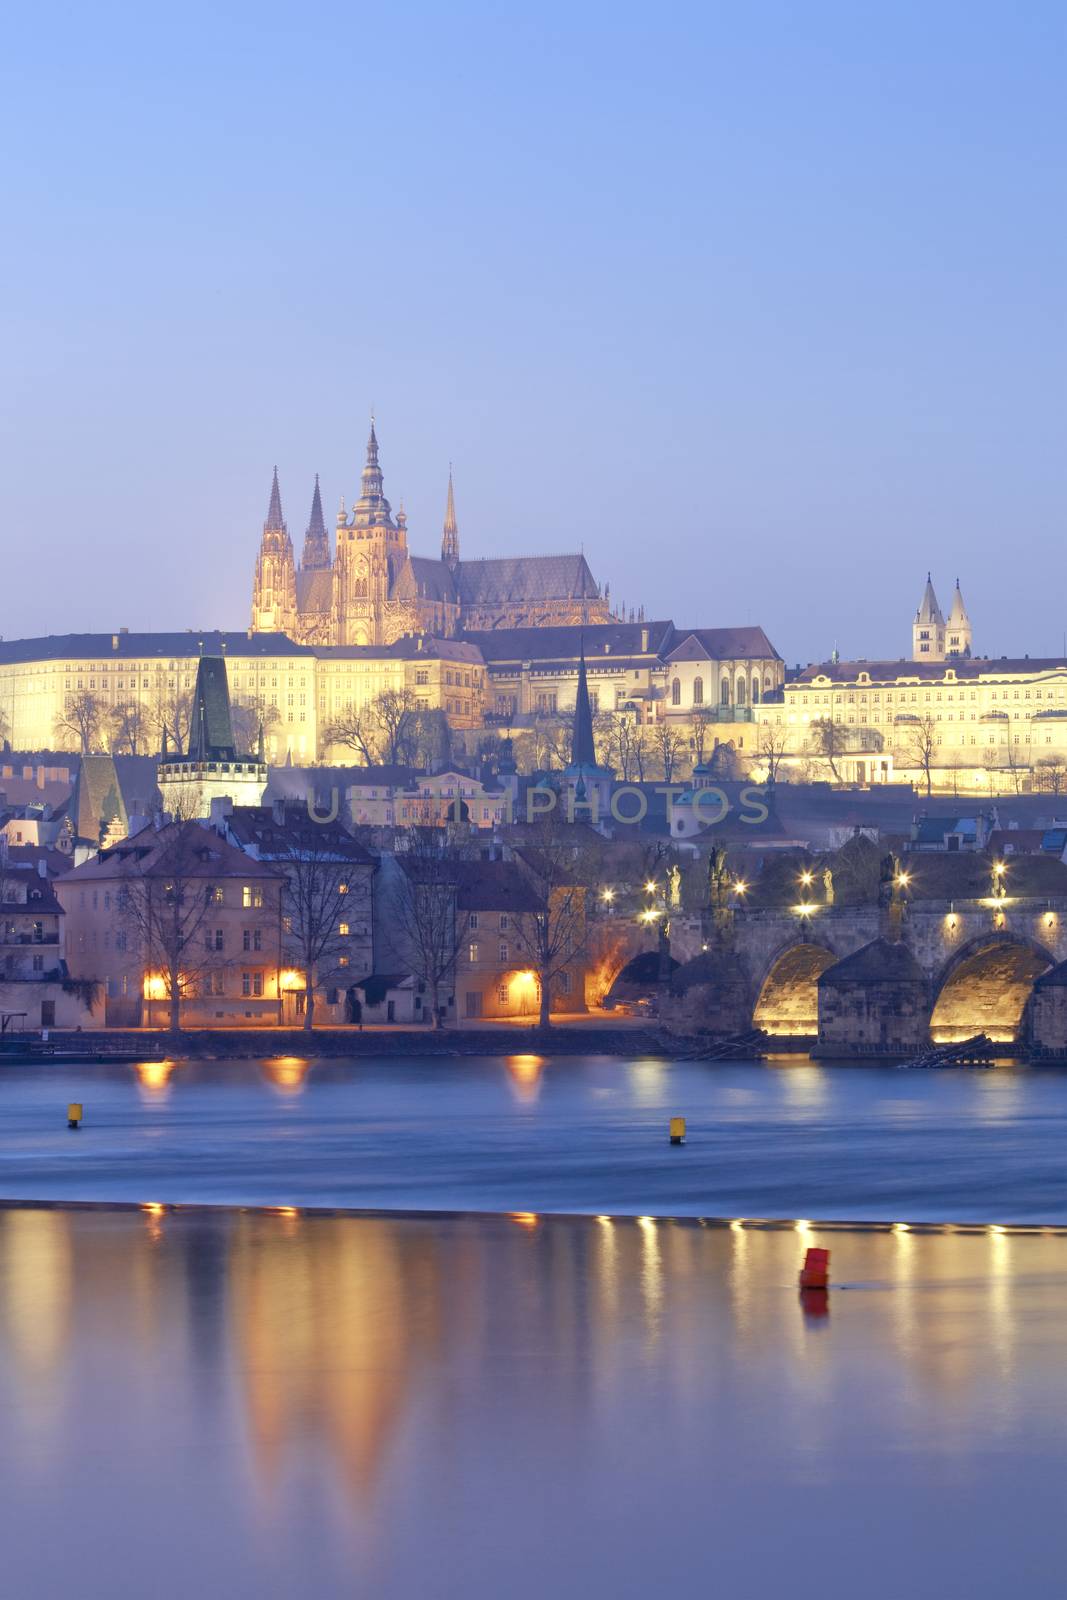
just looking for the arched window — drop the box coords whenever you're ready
[721,678,731,706]
[671,678,681,706]
[752,678,761,704]
[736,678,747,706]
[693,676,704,705]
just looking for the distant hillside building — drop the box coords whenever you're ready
[250,422,610,647]
[913,575,972,661]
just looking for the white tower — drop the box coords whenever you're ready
[913,574,946,661]
[945,579,972,658]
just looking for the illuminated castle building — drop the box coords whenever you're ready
[250,422,609,647]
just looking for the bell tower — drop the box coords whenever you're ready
[912,573,945,661]
[332,420,407,645]
[251,468,297,636]
[945,579,972,658]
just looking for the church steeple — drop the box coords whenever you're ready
[350,416,395,530]
[301,473,330,570]
[570,639,597,769]
[913,572,946,661]
[251,465,296,636]
[441,465,459,568]
[265,466,286,532]
[946,577,972,658]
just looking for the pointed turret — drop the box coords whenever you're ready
[913,573,946,661]
[251,465,297,636]
[301,473,331,569]
[265,466,286,532]
[915,573,943,626]
[441,465,459,568]
[348,416,395,530]
[945,577,973,658]
[570,640,597,770]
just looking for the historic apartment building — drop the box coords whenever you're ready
[758,578,1067,791]
[250,422,610,646]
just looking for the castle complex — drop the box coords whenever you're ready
[251,422,609,646]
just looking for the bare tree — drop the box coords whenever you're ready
[109,699,148,756]
[630,727,651,782]
[391,830,466,1028]
[373,688,419,766]
[54,691,107,755]
[1034,755,1067,795]
[271,808,370,1030]
[231,693,280,755]
[0,704,10,748]
[809,717,846,784]
[689,707,715,767]
[1002,735,1028,796]
[898,714,938,797]
[322,704,378,765]
[510,826,591,1028]
[532,711,572,771]
[756,721,792,783]
[652,722,685,782]
[145,685,193,755]
[120,824,271,1033]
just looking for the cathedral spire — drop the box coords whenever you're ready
[265,466,285,531]
[301,473,331,569]
[570,638,597,769]
[441,464,459,568]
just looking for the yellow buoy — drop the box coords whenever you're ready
[67,1103,82,1130]
[669,1116,686,1145]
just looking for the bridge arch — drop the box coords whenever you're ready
[929,934,1055,1043]
[753,938,841,1037]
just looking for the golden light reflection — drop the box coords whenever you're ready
[506,1054,544,1104]
[509,1212,539,1229]
[279,969,306,992]
[262,1057,310,1096]
[637,1216,662,1342]
[135,1059,174,1095]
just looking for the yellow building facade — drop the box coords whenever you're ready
[0,632,486,766]
[759,656,1067,792]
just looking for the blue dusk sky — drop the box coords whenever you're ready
[1,1,1064,664]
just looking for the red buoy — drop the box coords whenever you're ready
[799,1246,829,1290]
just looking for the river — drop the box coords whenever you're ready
[2,1053,1066,1223]
[0,1205,1064,1598]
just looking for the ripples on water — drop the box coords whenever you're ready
[2,1055,1067,1223]
[0,1207,1064,1599]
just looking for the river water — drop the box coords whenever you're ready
[1,1205,1064,1598]
[2,1054,1066,1223]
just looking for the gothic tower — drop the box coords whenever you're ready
[945,579,972,658]
[251,468,297,636]
[441,466,459,569]
[912,573,946,661]
[332,421,409,646]
[301,474,330,569]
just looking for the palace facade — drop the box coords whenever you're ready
[757,578,1067,791]
[250,423,610,647]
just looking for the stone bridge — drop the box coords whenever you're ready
[666,894,1067,1052]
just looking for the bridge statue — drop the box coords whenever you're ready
[878,851,901,908]
[822,866,834,906]
[668,864,682,909]
[708,846,731,910]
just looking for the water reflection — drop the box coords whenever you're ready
[261,1056,311,1096]
[505,1054,544,1105]
[134,1058,175,1096]
[0,1210,1065,1598]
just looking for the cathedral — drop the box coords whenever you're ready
[250,423,610,646]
